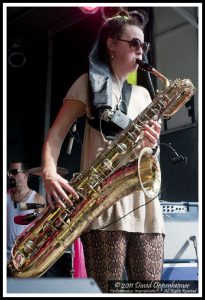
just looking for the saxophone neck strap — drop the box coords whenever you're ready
[87,81,132,140]
[119,79,132,114]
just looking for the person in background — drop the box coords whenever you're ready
[42,8,165,292]
[7,158,46,273]
[7,158,73,278]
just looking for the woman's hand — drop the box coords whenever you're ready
[42,170,79,209]
[41,100,86,210]
[143,120,161,148]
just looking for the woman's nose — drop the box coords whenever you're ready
[135,46,143,55]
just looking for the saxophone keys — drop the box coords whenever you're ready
[24,240,35,254]
[13,252,26,269]
[88,173,100,187]
[102,159,113,171]
[127,131,137,141]
[116,143,127,154]
[152,114,159,121]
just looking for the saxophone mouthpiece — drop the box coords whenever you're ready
[136,59,170,88]
[136,59,153,72]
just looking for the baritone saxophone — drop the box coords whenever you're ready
[8,59,196,278]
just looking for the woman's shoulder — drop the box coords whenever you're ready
[80,72,88,79]
[74,73,88,85]
[64,72,90,107]
[66,73,89,93]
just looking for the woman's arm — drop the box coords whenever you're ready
[42,99,86,208]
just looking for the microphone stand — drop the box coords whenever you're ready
[66,122,77,155]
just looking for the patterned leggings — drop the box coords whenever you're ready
[81,230,164,293]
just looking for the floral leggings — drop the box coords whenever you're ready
[81,230,164,293]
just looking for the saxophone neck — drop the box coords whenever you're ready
[136,59,170,88]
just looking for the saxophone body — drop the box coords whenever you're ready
[8,60,196,277]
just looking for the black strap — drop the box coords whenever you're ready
[87,118,122,140]
[119,80,132,114]
[88,80,132,139]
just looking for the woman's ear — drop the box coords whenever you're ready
[107,37,116,52]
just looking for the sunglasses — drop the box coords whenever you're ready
[8,169,25,176]
[117,38,150,54]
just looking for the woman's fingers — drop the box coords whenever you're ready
[61,179,79,200]
[143,120,161,148]
[150,119,161,134]
[44,175,79,208]
[51,180,75,207]
[46,193,55,210]
[52,189,66,209]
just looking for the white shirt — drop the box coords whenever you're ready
[7,190,36,260]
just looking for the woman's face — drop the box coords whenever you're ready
[109,24,145,77]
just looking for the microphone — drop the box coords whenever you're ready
[171,155,187,165]
[66,122,77,155]
[19,202,45,211]
[14,212,39,225]
[159,143,188,166]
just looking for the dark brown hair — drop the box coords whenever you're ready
[9,158,29,172]
[98,8,149,61]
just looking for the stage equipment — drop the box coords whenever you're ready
[8,59,196,277]
[7,278,102,293]
[14,212,40,225]
[67,122,77,155]
[161,201,198,280]
[8,43,26,68]
[79,7,99,14]
[19,202,45,210]
[159,142,187,166]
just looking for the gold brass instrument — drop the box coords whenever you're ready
[8,59,196,277]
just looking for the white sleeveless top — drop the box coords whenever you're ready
[7,190,36,260]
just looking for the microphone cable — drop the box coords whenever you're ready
[99,194,159,230]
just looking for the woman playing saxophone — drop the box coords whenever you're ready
[42,8,165,293]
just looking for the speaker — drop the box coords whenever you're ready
[161,201,198,261]
[161,201,199,280]
[7,278,102,293]
[160,125,198,202]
